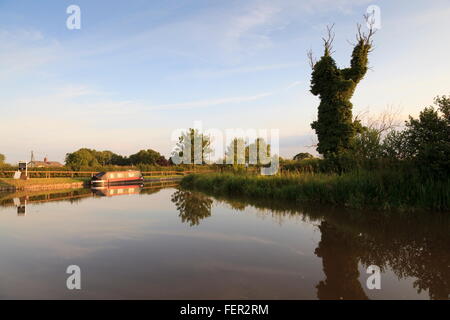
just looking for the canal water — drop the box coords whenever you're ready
[0,185,448,299]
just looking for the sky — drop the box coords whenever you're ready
[1,0,449,164]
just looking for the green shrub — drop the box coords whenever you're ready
[181,171,449,212]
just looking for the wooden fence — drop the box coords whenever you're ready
[0,170,217,179]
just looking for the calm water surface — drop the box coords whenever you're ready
[0,185,448,299]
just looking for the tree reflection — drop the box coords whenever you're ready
[315,221,368,300]
[171,189,213,226]
[204,193,449,300]
[355,221,450,300]
[314,217,450,300]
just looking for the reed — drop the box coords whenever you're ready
[181,171,449,212]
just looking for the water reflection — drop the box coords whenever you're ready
[0,188,94,216]
[92,185,143,197]
[210,193,450,300]
[315,221,368,300]
[15,198,26,216]
[0,186,448,299]
[0,181,179,216]
[171,190,213,226]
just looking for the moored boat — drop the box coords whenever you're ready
[91,170,144,187]
[92,184,142,197]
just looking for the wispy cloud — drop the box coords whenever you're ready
[222,4,281,54]
[148,92,274,110]
[170,63,301,80]
[147,81,301,110]
[0,28,62,81]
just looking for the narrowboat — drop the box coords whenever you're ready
[91,170,144,187]
[92,185,142,197]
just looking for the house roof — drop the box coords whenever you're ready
[28,161,64,167]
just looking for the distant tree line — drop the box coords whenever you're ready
[171,128,273,166]
[65,148,169,170]
[225,137,271,166]
[171,128,212,165]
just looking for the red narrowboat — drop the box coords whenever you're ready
[92,185,142,197]
[91,170,144,187]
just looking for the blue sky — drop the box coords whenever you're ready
[1,0,449,163]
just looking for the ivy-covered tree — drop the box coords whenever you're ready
[309,18,375,157]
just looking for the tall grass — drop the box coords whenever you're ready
[181,171,449,212]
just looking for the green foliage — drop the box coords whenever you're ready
[65,148,169,170]
[224,137,272,166]
[382,130,411,160]
[171,189,213,226]
[381,95,450,177]
[351,128,383,161]
[280,158,322,173]
[310,26,373,157]
[293,94,449,177]
[225,138,246,165]
[245,138,271,165]
[182,172,449,212]
[0,153,5,164]
[129,149,167,166]
[404,96,450,177]
[171,128,212,165]
[65,148,100,170]
[293,152,314,161]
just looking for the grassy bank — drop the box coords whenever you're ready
[0,178,88,191]
[181,172,449,212]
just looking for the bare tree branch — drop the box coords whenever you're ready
[356,105,403,135]
[307,49,317,69]
[322,23,335,55]
[356,14,376,48]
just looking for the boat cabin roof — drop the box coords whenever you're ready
[94,171,142,179]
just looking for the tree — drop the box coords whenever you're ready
[171,128,212,165]
[382,130,411,161]
[129,149,165,165]
[0,153,5,164]
[403,96,450,176]
[156,156,169,166]
[110,153,128,166]
[245,138,271,165]
[65,148,169,168]
[293,152,314,161]
[309,18,375,158]
[225,138,246,165]
[380,95,450,177]
[65,148,99,169]
[94,150,115,166]
[351,128,383,161]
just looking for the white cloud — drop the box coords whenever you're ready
[0,29,62,81]
[147,81,302,110]
[222,4,281,53]
[147,92,274,110]
[171,63,301,80]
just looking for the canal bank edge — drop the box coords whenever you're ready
[0,182,86,192]
[0,176,183,192]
